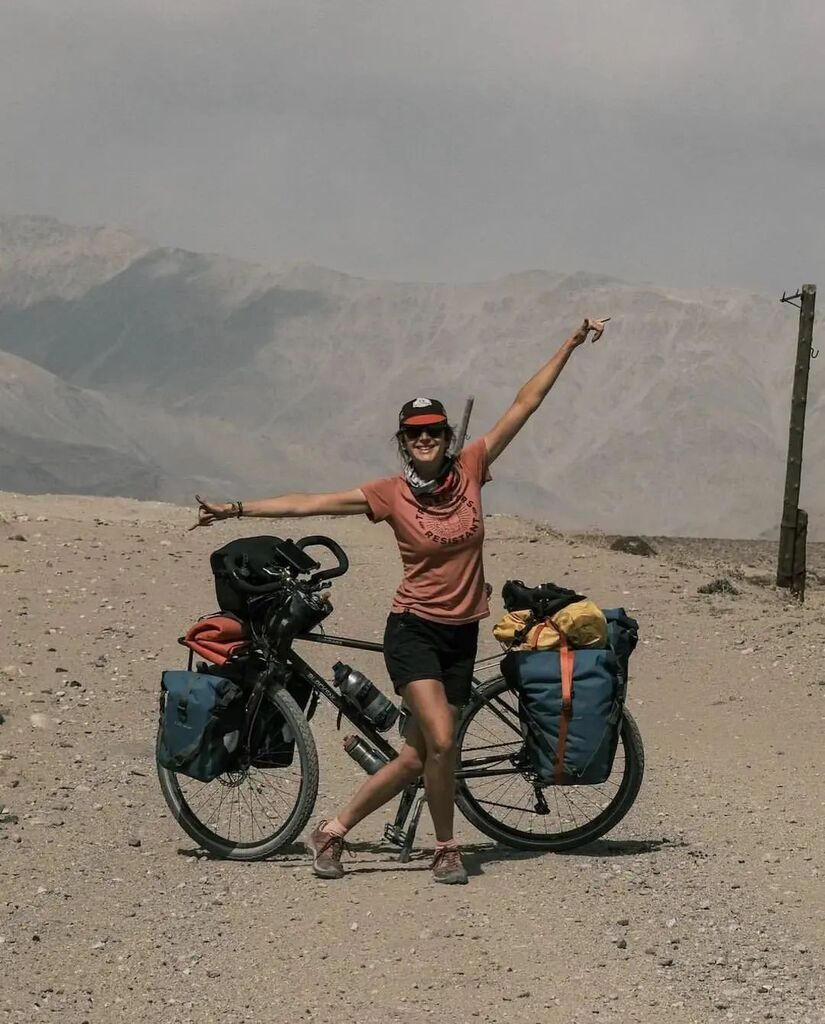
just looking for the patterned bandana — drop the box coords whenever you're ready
[403,456,458,498]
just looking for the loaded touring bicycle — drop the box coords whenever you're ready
[156,534,644,861]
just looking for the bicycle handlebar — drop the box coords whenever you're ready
[296,535,350,584]
[227,535,350,597]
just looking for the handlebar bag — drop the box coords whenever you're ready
[501,608,638,785]
[210,536,287,616]
[158,670,245,782]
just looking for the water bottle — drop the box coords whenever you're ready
[332,662,400,732]
[343,734,388,775]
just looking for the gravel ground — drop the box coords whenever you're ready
[1,494,824,1024]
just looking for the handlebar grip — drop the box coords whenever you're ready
[296,535,350,582]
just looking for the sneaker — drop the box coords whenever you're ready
[307,820,347,879]
[431,845,468,885]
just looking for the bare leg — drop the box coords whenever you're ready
[335,723,427,830]
[398,679,457,843]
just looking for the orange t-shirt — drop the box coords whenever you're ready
[360,438,492,624]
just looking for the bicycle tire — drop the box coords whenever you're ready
[156,684,319,861]
[455,675,644,852]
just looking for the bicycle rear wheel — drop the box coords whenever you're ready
[455,675,644,851]
[156,684,319,860]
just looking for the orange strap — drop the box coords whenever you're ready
[555,633,575,785]
[530,615,565,650]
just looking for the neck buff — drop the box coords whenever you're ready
[403,455,459,498]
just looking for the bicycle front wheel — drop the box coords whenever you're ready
[455,675,644,851]
[156,684,319,860]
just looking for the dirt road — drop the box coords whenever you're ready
[1,494,823,1023]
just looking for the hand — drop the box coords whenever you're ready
[569,317,609,348]
[189,494,233,531]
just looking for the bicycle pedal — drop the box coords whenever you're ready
[383,824,405,847]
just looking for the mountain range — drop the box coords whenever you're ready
[0,213,819,537]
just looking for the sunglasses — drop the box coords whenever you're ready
[400,424,448,440]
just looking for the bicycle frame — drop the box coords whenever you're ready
[290,629,516,861]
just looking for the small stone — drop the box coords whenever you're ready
[10,534,27,542]
[610,536,656,557]
[30,713,52,729]
[127,837,141,848]
[698,578,740,596]
[350,922,359,932]
[616,938,627,950]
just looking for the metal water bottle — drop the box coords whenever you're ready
[332,662,400,732]
[343,735,387,775]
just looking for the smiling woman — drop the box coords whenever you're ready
[193,316,609,885]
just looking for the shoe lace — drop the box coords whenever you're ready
[432,846,462,870]
[317,833,352,861]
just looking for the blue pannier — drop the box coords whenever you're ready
[501,608,638,786]
[157,670,245,782]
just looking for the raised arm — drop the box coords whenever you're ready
[483,317,608,464]
[191,488,369,529]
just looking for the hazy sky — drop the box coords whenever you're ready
[2,1,824,289]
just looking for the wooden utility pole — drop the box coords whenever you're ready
[777,284,817,598]
[454,395,475,452]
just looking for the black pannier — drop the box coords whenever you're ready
[197,648,315,770]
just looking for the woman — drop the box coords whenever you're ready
[194,316,608,884]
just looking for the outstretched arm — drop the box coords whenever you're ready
[483,318,608,464]
[191,488,369,529]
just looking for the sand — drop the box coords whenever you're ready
[1,492,824,1023]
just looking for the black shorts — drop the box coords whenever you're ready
[383,611,480,706]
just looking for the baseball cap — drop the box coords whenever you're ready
[398,397,448,427]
